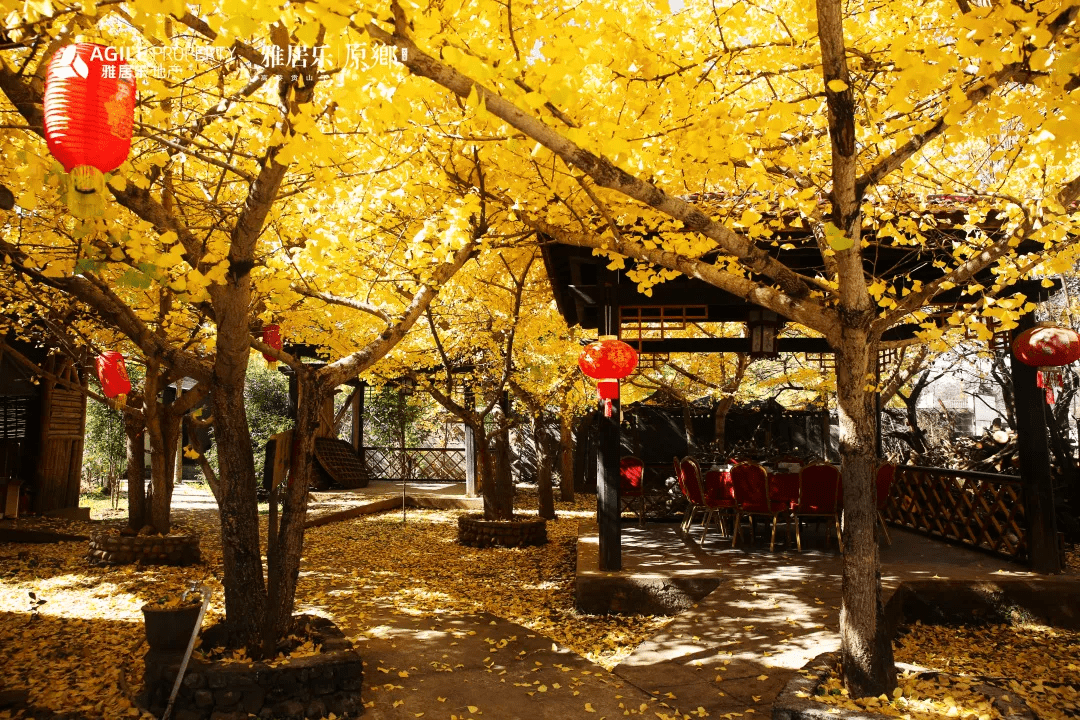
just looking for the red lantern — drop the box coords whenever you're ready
[44,43,136,218]
[1012,322,1080,404]
[96,351,132,408]
[579,336,638,417]
[262,324,283,368]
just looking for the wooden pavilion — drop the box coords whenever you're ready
[541,199,1064,574]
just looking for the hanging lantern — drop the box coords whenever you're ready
[1012,322,1080,405]
[747,308,782,360]
[44,43,136,218]
[96,351,132,409]
[262,324,282,369]
[578,335,638,417]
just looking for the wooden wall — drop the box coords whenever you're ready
[33,356,86,512]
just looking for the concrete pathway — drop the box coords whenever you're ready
[347,609,671,719]
[606,523,1070,719]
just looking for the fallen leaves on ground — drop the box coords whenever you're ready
[0,488,669,718]
[296,493,671,669]
[809,621,1080,720]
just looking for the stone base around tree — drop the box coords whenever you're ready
[88,532,200,566]
[457,514,547,548]
[141,616,363,720]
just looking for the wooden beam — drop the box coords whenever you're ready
[629,337,832,353]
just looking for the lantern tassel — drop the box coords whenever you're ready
[67,165,106,218]
[1036,368,1063,405]
[604,398,613,418]
[266,360,278,370]
[115,393,127,410]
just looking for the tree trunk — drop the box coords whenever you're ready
[490,430,514,520]
[143,366,171,535]
[124,412,145,531]
[478,425,507,519]
[559,409,575,502]
[681,396,695,452]
[714,396,735,452]
[265,370,320,654]
[534,414,555,519]
[835,335,896,697]
[210,341,267,651]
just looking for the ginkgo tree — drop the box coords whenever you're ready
[0,3,495,655]
[340,0,1080,696]
[2,0,1079,696]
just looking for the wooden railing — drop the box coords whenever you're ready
[884,465,1027,561]
[362,447,466,482]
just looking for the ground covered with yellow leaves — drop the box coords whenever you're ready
[0,490,668,718]
[810,621,1080,720]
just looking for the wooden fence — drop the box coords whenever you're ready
[362,447,466,482]
[883,465,1027,561]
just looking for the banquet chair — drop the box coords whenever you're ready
[673,456,704,532]
[700,466,737,543]
[792,463,843,552]
[730,462,791,551]
[619,456,646,526]
[678,457,709,536]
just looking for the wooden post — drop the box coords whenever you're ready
[597,295,621,571]
[464,386,477,497]
[351,381,366,475]
[351,381,365,448]
[1011,315,1062,573]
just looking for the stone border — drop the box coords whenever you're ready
[142,616,363,720]
[457,514,547,548]
[305,494,483,528]
[88,532,200,566]
[574,520,722,615]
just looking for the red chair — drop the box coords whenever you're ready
[876,463,895,545]
[673,456,699,531]
[675,456,707,533]
[792,463,842,552]
[701,468,737,543]
[730,462,790,550]
[619,456,646,526]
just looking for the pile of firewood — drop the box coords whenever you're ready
[957,427,1020,474]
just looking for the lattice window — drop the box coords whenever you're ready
[0,397,28,440]
[620,306,708,341]
[635,353,669,371]
[805,352,835,372]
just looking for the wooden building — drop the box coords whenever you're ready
[0,338,87,516]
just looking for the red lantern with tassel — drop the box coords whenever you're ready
[578,336,638,417]
[44,43,136,218]
[1012,322,1080,405]
[262,324,282,369]
[96,351,132,408]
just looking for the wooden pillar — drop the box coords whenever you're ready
[351,381,366,471]
[464,386,477,497]
[597,296,621,571]
[1011,314,1062,573]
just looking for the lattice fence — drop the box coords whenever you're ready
[363,447,467,482]
[884,465,1027,560]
